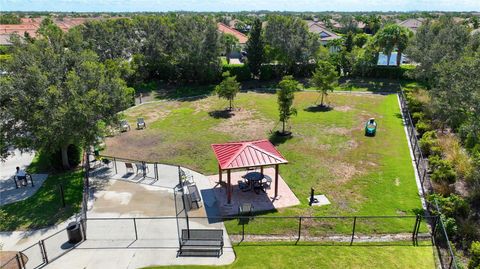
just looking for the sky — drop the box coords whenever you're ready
[1,0,479,12]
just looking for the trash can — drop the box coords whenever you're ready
[66,222,83,244]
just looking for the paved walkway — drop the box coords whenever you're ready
[11,161,235,268]
[0,149,49,206]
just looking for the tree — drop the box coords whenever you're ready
[277,76,298,134]
[0,22,134,168]
[432,54,480,134]
[406,17,470,86]
[310,61,339,107]
[265,15,318,74]
[245,18,264,78]
[353,33,370,48]
[373,24,411,66]
[344,31,354,52]
[221,33,239,64]
[215,71,240,110]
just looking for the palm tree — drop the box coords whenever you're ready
[374,24,411,66]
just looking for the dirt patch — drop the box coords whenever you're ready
[211,108,274,140]
[103,130,163,161]
[346,140,358,149]
[300,136,332,151]
[324,127,350,136]
[193,99,213,114]
[334,105,353,112]
[329,162,360,184]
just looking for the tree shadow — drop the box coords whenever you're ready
[208,109,234,119]
[304,105,333,113]
[269,131,293,146]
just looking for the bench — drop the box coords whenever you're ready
[179,229,223,257]
[187,184,202,209]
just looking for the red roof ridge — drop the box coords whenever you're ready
[211,139,288,170]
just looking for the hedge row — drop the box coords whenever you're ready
[359,64,415,79]
[222,63,317,81]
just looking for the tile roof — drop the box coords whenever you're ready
[307,22,341,41]
[211,139,288,170]
[217,22,248,44]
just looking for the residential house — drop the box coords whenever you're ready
[397,18,424,33]
[0,17,92,45]
[306,21,341,52]
[217,22,249,61]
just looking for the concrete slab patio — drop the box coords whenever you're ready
[18,161,236,268]
[207,168,300,216]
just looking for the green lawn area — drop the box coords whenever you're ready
[146,242,435,269]
[0,154,84,231]
[104,89,423,234]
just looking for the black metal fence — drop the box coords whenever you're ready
[398,90,459,269]
[0,223,86,269]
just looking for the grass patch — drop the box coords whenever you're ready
[146,242,435,269]
[103,89,423,234]
[0,160,83,231]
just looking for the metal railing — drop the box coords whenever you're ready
[2,223,86,269]
[398,89,459,269]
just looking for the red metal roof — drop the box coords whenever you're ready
[211,139,288,170]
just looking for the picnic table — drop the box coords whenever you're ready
[243,172,264,182]
[243,172,266,193]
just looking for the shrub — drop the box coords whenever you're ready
[431,160,457,185]
[442,215,458,238]
[412,112,425,125]
[469,241,480,269]
[458,219,480,248]
[429,194,469,218]
[259,64,282,81]
[420,131,438,156]
[416,119,433,137]
[406,94,424,114]
[222,64,251,81]
[358,65,413,79]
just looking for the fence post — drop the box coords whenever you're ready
[133,218,138,241]
[59,184,66,208]
[114,157,117,174]
[155,163,158,180]
[296,217,302,244]
[39,240,49,264]
[142,161,146,178]
[350,217,357,246]
[242,221,245,242]
[15,253,22,269]
[412,215,419,246]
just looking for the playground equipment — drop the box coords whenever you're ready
[365,118,377,136]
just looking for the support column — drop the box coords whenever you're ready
[219,165,223,183]
[274,164,279,198]
[227,169,232,204]
[260,166,264,174]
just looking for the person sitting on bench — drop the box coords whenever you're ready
[16,166,28,186]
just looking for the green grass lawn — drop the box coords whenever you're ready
[145,242,435,269]
[0,154,84,231]
[104,90,423,234]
